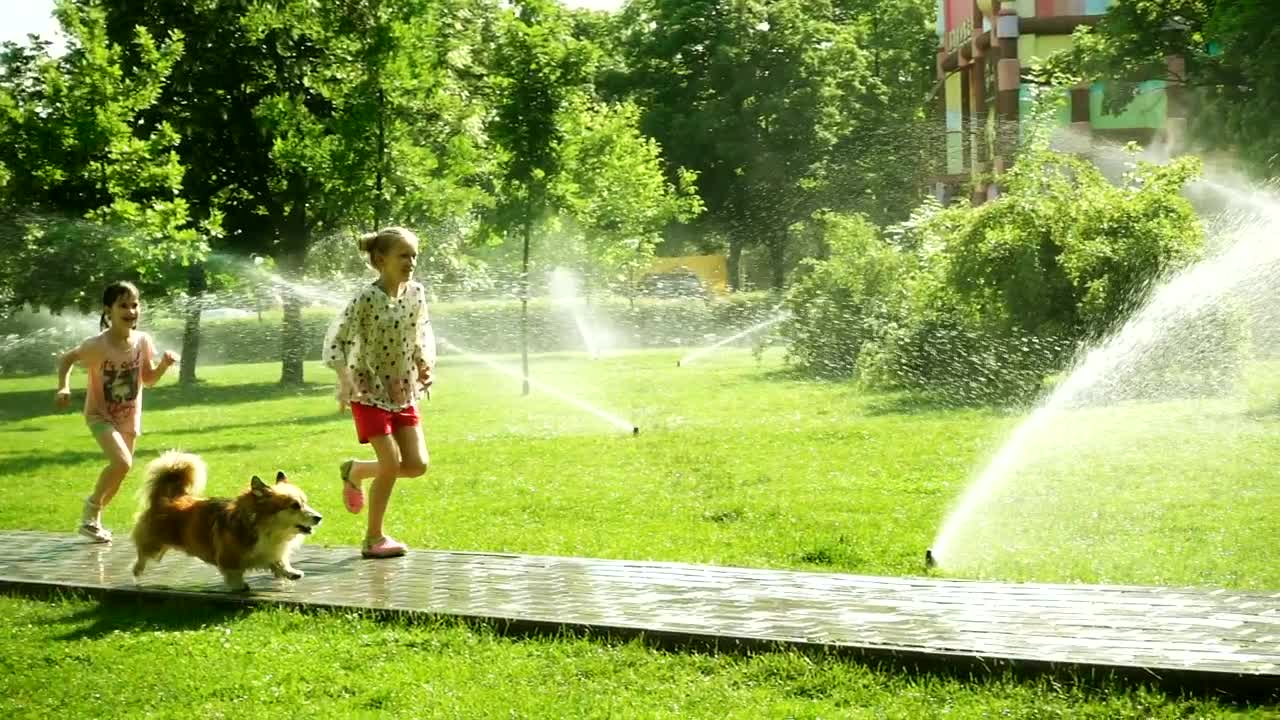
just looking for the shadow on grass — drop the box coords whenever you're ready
[748,368,1011,416]
[1245,398,1280,420]
[1,579,1273,703]
[153,413,342,437]
[861,391,1030,417]
[862,393,976,416]
[0,443,259,477]
[0,380,332,423]
[53,594,247,642]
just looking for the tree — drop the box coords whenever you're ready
[554,97,703,298]
[486,0,594,394]
[618,0,933,290]
[94,0,292,384]
[1040,0,1280,177]
[0,1,207,315]
[94,0,494,384]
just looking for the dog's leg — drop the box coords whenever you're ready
[270,561,304,580]
[132,543,163,579]
[220,568,249,592]
[215,545,250,592]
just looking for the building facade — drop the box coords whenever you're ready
[933,0,1188,204]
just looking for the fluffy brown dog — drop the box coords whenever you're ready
[132,451,322,591]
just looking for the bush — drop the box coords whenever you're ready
[855,310,1073,406]
[783,212,908,377]
[785,148,1224,405]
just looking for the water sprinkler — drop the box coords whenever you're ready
[924,549,937,569]
[632,426,640,436]
[675,360,682,367]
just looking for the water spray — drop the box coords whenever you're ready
[677,309,791,367]
[245,271,639,435]
[549,267,603,359]
[929,171,1280,567]
[437,337,638,436]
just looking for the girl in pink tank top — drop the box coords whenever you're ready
[55,281,178,543]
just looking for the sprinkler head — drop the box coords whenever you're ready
[675,360,682,367]
[924,549,937,569]
[632,426,641,436]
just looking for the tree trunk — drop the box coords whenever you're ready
[727,238,743,292]
[279,280,306,385]
[769,237,787,291]
[520,202,531,396]
[178,262,207,386]
[279,174,309,386]
[374,87,387,229]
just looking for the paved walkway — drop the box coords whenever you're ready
[1,530,1277,695]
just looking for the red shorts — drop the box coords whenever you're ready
[350,402,420,444]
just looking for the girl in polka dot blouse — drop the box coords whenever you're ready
[323,227,437,559]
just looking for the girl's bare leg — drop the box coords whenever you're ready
[363,433,401,542]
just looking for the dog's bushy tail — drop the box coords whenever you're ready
[139,451,207,510]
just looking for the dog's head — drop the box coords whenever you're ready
[250,472,323,536]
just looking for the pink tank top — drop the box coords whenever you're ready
[81,332,154,436]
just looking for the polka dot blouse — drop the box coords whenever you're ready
[323,281,436,411]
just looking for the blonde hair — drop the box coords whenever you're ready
[359,226,419,265]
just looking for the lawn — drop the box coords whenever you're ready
[1,348,1277,717]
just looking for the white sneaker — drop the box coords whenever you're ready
[77,522,112,543]
[78,498,110,542]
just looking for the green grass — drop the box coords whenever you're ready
[0,349,1010,578]
[5,593,1269,720]
[2,348,1278,717]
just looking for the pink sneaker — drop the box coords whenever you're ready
[340,460,363,514]
[361,536,407,559]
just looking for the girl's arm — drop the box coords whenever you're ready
[140,334,178,386]
[411,290,436,388]
[323,295,365,406]
[54,343,85,407]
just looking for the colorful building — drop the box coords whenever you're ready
[933,0,1188,204]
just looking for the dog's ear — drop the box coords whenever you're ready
[275,471,288,485]
[251,476,269,495]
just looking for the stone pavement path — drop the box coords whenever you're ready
[2,530,1277,694]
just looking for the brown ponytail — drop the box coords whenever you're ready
[100,281,140,330]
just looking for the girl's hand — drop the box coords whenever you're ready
[54,388,71,408]
[418,364,434,391]
[336,380,353,412]
[161,351,180,366]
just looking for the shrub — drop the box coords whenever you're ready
[785,147,1224,405]
[783,212,908,378]
[0,294,779,376]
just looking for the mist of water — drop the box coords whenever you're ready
[437,337,636,434]
[255,268,638,434]
[677,309,791,367]
[930,157,1280,570]
[549,267,602,359]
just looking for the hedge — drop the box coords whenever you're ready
[0,293,781,376]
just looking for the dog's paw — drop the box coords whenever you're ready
[270,563,304,580]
